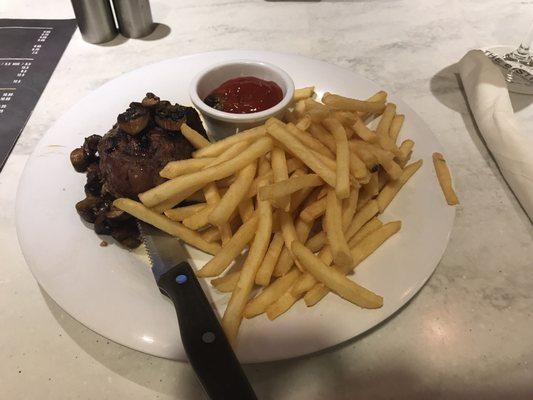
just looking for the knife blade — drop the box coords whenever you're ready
[138,221,257,400]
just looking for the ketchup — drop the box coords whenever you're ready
[204,76,283,114]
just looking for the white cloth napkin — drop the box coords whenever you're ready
[458,49,533,220]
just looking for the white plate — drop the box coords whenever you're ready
[16,51,455,363]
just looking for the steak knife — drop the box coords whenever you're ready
[138,221,257,400]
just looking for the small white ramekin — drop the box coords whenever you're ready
[189,60,295,141]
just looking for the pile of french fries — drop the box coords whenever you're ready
[114,86,457,344]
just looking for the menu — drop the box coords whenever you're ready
[0,19,76,171]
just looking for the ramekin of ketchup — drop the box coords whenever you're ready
[189,60,295,141]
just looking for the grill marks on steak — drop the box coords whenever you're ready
[71,93,207,248]
[98,126,195,199]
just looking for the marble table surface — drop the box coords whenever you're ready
[1,0,532,399]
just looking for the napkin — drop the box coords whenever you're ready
[458,49,533,220]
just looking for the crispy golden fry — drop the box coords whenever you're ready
[150,183,205,214]
[332,111,358,128]
[266,120,337,187]
[266,290,302,320]
[244,157,304,199]
[345,200,380,241]
[255,232,285,286]
[211,271,241,293]
[349,141,379,170]
[357,91,388,119]
[348,217,383,247]
[292,241,382,308]
[322,92,386,114]
[160,157,215,179]
[432,152,459,205]
[193,125,266,158]
[352,117,378,143]
[305,98,329,111]
[377,159,423,212]
[322,117,350,198]
[305,231,326,252]
[164,203,206,221]
[295,116,311,131]
[293,86,315,101]
[305,107,330,123]
[182,204,216,230]
[364,171,380,197]
[325,189,354,267]
[280,210,298,251]
[272,246,293,277]
[350,140,401,180]
[398,139,414,162]
[245,269,301,318]
[237,197,255,223]
[299,197,327,223]
[305,221,400,306]
[201,226,221,243]
[376,103,396,137]
[140,137,273,208]
[259,174,323,202]
[286,123,335,159]
[113,198,220,255]
[209,162,257,227]
[197,216,259,278]
[341,186,360,232]
[181,123,211,149]
[202,182,232,244]
[204,141,251,169]
[307,123,336,154]
[289,185,316,213]
[294,99,306,116]
[271,146,291,211]
[389,114,405,143]
[221,177,272,344]
[273,215,313,277]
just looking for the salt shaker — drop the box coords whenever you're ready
[70,0,118,44]
[112,0,155,39]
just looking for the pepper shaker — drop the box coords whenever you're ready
[112,0,155,39]
[70,0,118,44]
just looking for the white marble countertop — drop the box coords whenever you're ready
[1,0,532,399]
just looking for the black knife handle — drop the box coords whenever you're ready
[158,262,257,400]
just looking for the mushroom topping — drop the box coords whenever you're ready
[154,102,187,131]
[141,92,160,108]
[70,147,89,172]
[117,102,149,135]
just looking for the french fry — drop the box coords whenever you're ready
[201,226,221,243]
[266,291,302,320]
[150,183,205,214]
[193,125,266,158]
[341,186,359,232]
[259,174,323,201]
[364,171,380,197]
[295,116,311,131]
[358,91,388,119]
[164,203,206,221]
[289,185,316,213]
[356,186,373,211]
[398,140,414,162]
[209,162,257,227]
[308,123,336,153]
[432,152,459,205]
[325,189,354,267]
[294,99,306,116]
[323,117,350,199]
[348,217,383,247]
[352,117,378,143]
[211,271,241,293]
[299,197,326,223]
[305,231,326,252]
[221,177,272,344]
[160,157,215,179]
[140,137,273,208]
[292,241,383,309]
[377,159,423,212]
[293,86,315,101]
[202,182,232,244]
[376,103,396,138]
[271,146,291,211]
[237,197,255,223]
[305,107,330,123]
[304,221,400,306]
[204,141,250,169]
[266,120,336,187]
[322,92,386,114]
[286,123,335,159]
[245,269,301,318]
[181,123,211,149]
[113,198,220,255]
[182,204,216,230]
[389,114,405,143]
[345,200,380,241]
[197,216,259,278]
[255,232,285,286]
[273,215,313,277]
[279,210,298,252]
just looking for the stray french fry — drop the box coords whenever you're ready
[245,269,301,318]
[211,271,241,293]
[181,123,211,149]
[113,198,220,255]
[325,189,353,267]
[377,159,423,212]
[323,117,350,199]
[193,125,266,158]
[140,137,273,208]
[322,92,386,114]
[292,241,383,308]
[293,86,315,101]
[432,152,459,205]
[197,216,259,278]
[221,177,272,343]
[209,162,257,227]
[255,233,285,286]
[164,203,206,221]
[266,120,336,187]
